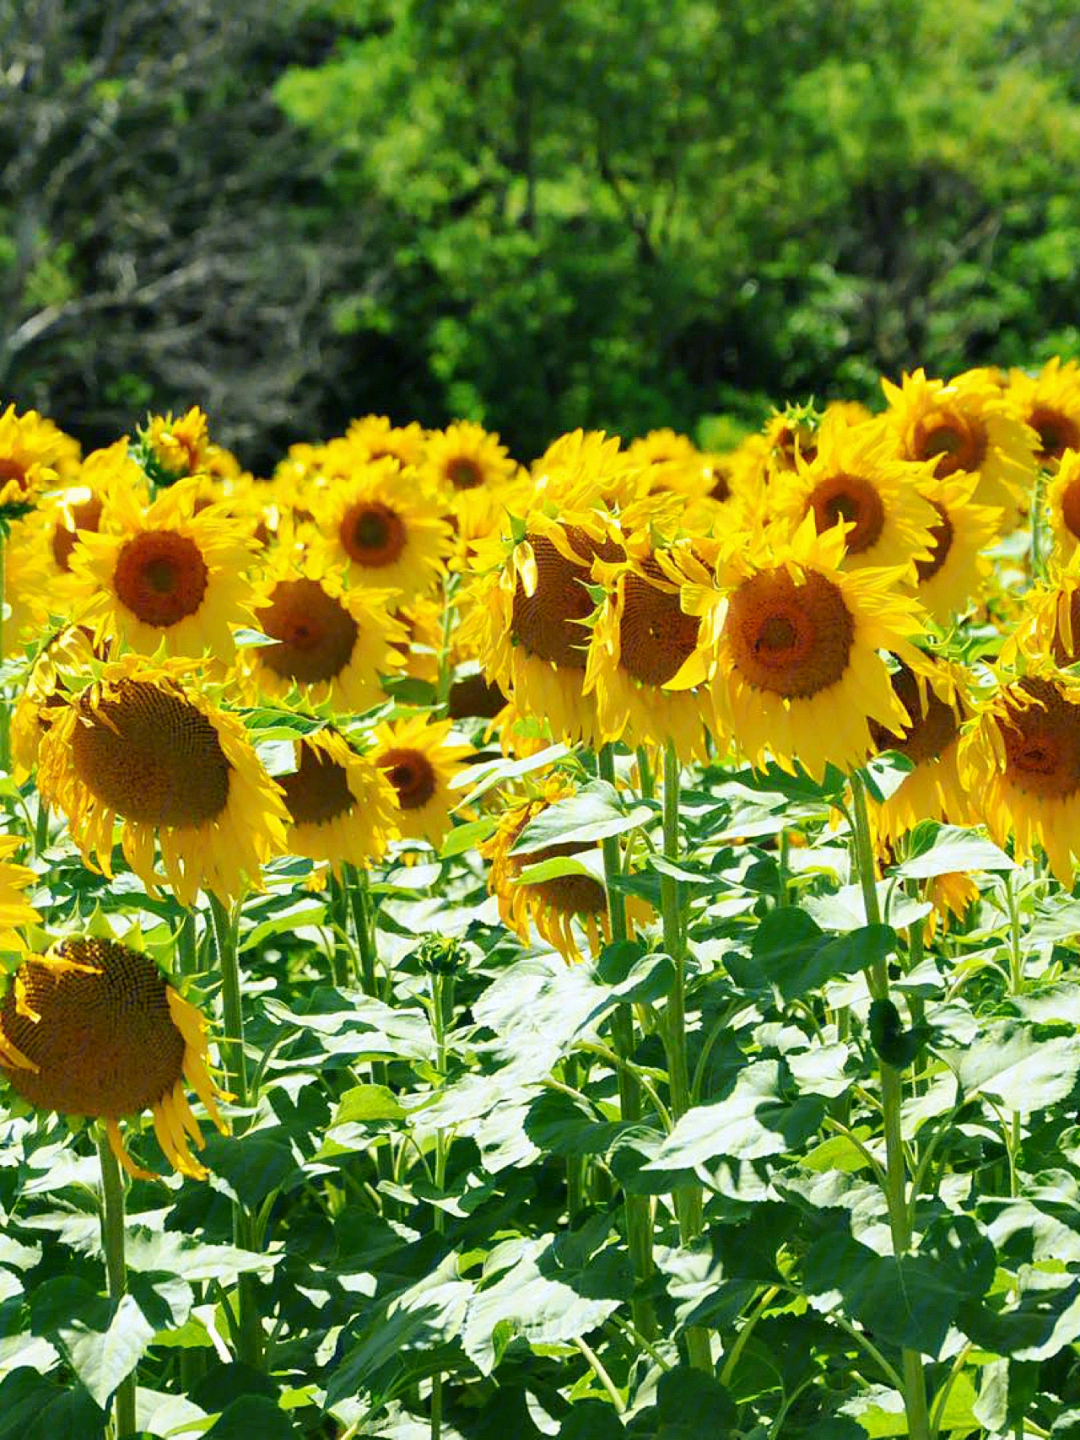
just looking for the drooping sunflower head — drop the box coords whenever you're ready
[880,368,1037,528]
[370,714,473,849]
[1007,358,1080,470]
[37,654,288,905]
[135,407,211,488]
[67,476,259,662]
[960,665,1080,884]
[0,937,228,1180]
[278,728,398,875]
[1004,553,1080,670]
[709,517,930,780]
[0,403,64,522]
[243,547,406,711]
[767,410,941,577]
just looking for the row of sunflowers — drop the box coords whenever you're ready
[1,359,1079,1436]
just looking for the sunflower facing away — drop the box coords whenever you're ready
[0,938,228,1180]
[278,728,398,874]
[37,654,288,905]
[960,665,1080,885]
[679,518,930,781]
[370,714,473,849]
[68,476,259,662]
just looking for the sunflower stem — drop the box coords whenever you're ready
[659,740,711,1374]
[96,1128,137,1439]
[343,861,397,1212]
[33,797,49,857]
[850,771,930,1440]
[207,890,264,1372]
[597,743,657,1344]
[176,909,197,978]
[636,746,655,801]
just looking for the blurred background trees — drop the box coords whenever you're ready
[3,0,1080,470]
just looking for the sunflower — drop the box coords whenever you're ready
[241,549,406,711]
[681,517,929,781]
[135,406,211,487]
[767,410,940,577]
[0,403,62,522]
[0,834,40,948]
[461,500,627,745]
[342,415,426,468]
[624,429,713,500]
[960,665,1080,885]
[370,714,473,848]
[1007,358,1080,470]
[906,472,1003,624]
[0,938,228,1180]
[1045,450,1080,564]
[10,626,103,779]
[584,540,713,760]
[530,429,641,510]
[880,368,1036,529]
[1004,553,1080,670]
[422,421,520,496]
[68,477,259,662]
[278,728,398,874]
[312,458,451,600]
[37,654,288,905]
[44,439,150,578]
[480,776,641,965]
[866,656,972,843]
[762,403,822,478]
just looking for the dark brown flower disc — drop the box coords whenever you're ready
[1030,407,1080,465]
[808,474,886,553]
[448,672,506,719]
[340,501,408,567]
[0,458,27,490]
[868,661,961,763]
[377,747,437,810]
[514,841,606,918]
[511,527,624,670]
[257,579,359,685]
[0,939,185,1118]
[446,457,484,490]
[279,742,355,826]
[73,679,231,827]
[1060,476,1080,543]
[914,502,955,583]
[113,530,210,628]
[912,412,987,477]
[725,568,855,698]
[1001,677,1080,800]
[619,559,700,687]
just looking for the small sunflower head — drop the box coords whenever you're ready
[135,407,211,487]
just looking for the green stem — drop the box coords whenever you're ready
[850,772,930,1440]
[659,740,711,1373]
[564,1055,584,1224]
[344,862,379,997]
[176,910,198,978]
[636,746,655,801]
[573,1337,626,1413]
[1005,871,1025,1196]
[327,872,352,987]
[97,1130,137,1438]
[429,971,453,1440]
[207,891,263,1370]
[597,744,656,1343]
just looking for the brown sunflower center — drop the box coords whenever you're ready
[52,495,104,572]
[809,473,886,554]
[113,530,210,628]
[725,567,855,698]
[446,457,484,490]
[1060,476,1080,543]
[377,746,437,810]
[515,840,606,917]
[510,527,624,669]
[257,578,359,685]
[279,741,355,826]
[912,411,987,477]
[340,501,408,567]
[868,662,961,764]
[448,672,506,719]
[1029,406,1080,464]
[914,502,954,583]
[1001,677,1080,800]
[0,457,28,490]
[619,559,700,687]
[0,939,185,1118]
[707,465,732,503]
[72,678,231,827]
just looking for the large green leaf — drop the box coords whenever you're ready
[0,1367,105,1440]
[726,907,895,1001]
[29,1280,154,1410]
[947,1020,1080,1114]
[510,781,654,854]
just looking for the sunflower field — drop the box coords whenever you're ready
[4,371,1080,1440]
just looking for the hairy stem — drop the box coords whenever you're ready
[97,1130,137,1438]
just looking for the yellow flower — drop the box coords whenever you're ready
[342,415,426,468]
[1045,450,1080,565]
[960,665,1080,885]
[0,404,62,519]
[68,477,259,662]
[0,834,40,948]
[683,518,929,781]
[1007,358,1080,469]
[312,458,451,600]
[37,654,288,905]
[1002,551,1080,669]
[767,410,940,578]
[242,548,406,711]
[422,421,521,496]
[0,938,228,1180]
[136,406,211,486]
[880,368,1036,529]
[371,714,472,848]
[907,472,1003,624]
[279,728,397,875]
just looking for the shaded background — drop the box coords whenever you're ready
[3,0,1078,472]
